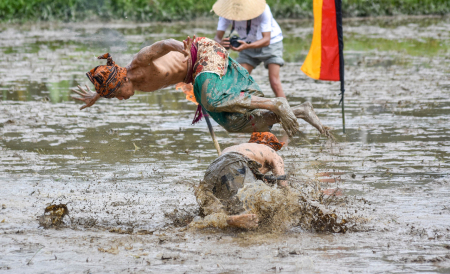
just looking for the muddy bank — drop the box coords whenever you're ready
[1,17,450,273]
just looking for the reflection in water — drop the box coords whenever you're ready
[47,80,71,103]
[360,128,367,144]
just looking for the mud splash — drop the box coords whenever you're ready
[236,180,348,232]
[188,178,360,233]
[38,204,69,229]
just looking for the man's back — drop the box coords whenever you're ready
[127,47,187,92]
[222,142,284,175]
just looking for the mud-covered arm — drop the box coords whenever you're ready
[270,153,287,187]
[132,37,194,66]
[270,153,285,176]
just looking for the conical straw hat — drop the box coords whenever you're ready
[212,0,266,21]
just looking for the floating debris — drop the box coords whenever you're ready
[38,204,69,229]
[165,208,197,227]
[98,246,119,255]
[108,227,133,234]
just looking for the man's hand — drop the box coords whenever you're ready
[71,85,100,110]
[231,40,249,52]
[214,30,230,49]
[219,37,231,49]
[181,35,196,63]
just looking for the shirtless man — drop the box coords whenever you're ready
[72,36,330,137]
[193,132,286,230]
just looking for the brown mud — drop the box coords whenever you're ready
[1,17,450,273]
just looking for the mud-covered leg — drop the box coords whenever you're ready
[292,102,334,139]
[232,109,278,133]
[194,180,226,216]
[248,97,299,137]
[227,214,259,229]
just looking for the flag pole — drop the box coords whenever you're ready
[335,0,345,134]
[202,106,221,156]
[339,83,345,134]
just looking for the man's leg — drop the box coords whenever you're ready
[238,101,329,136]
[227,214,259,229]
[240,63,254,74]
[194,180,226,216]
[268,64,286,98]
[246,96,299,137]
[291,102,332,137]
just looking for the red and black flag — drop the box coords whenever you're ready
[301,0,345,133]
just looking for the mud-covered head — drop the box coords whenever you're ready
[249,132,285,151]
[86,53,127,98]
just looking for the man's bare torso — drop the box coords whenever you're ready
[126,51,188,93]
[222,143,284,175]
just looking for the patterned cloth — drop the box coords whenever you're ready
[86,53,127,98]
[183,37,268,131]
[184,37,228,84]
[193,57,265,132]
[249,132,285,151]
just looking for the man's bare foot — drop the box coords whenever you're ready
[271,98,300,137]
[292,102,334,139]
[227,214,259,229]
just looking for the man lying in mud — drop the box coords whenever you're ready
[191,132,286,230]
[72,36,330,137]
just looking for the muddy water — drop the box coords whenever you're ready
[1,16,450,273]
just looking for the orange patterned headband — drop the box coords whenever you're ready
[86,53,127,98]
[249,132,285,151]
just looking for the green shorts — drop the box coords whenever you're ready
[193,57,265,133]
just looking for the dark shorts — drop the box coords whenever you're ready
[236,41,285,69]
[196,152,264,216]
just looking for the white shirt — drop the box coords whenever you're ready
[217,4,283,45]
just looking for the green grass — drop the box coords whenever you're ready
[345,36,449,57]
[0,0,449,22]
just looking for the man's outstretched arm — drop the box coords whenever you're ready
[132,36,195,66]
[71,85,101,110]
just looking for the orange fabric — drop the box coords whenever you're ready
[86,53,127,98]
[175,82,198,105]
[301,0,323,80]
[249,132,285,151]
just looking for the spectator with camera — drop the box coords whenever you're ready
[213,0,286,98]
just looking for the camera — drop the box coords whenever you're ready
[229,35,242,48]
